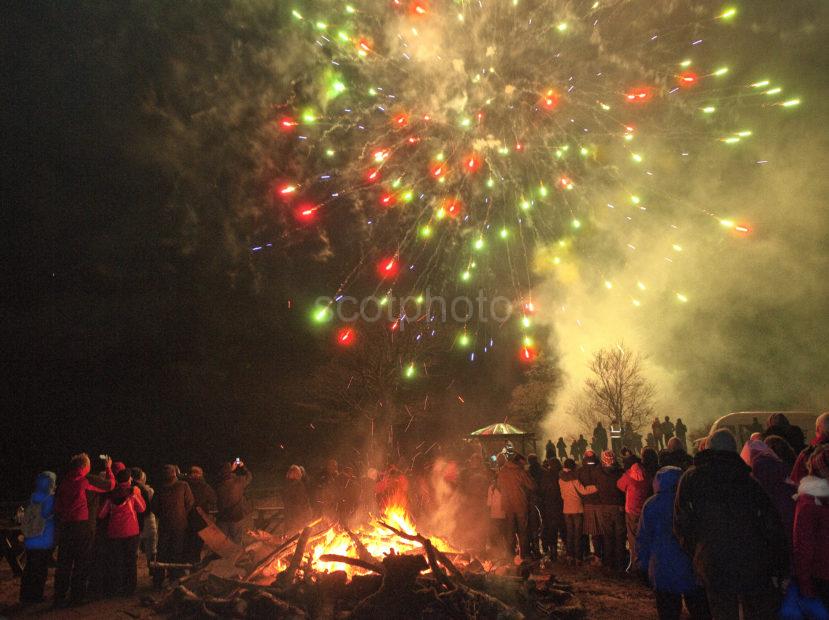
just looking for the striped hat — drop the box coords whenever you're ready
[601,450,617,467]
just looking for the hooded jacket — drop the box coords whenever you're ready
[616,463,651,516]
[496,460,535,515]
[674,449,787,593]
[152,478,194,533]
[792,475,829,597]
[742,440,796,536]
[55,464,115,523]
[636,467,697,593]
[24,472,57,550]
[558,469,597,514]
[98,482,147,538]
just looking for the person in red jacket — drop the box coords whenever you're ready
[792,445,829,608]
[53,452,115,606]
[98,468,146,596]
[617,460,651,571]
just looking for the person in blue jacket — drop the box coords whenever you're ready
[20,471,57,604]
[636,466,711,620]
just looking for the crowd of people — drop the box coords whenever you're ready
[15,411,829,620]
[530,413,828,620]
[17,455,252,608]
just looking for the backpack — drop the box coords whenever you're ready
[21,501,46,538]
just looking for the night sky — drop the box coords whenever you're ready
[2,1,827,500]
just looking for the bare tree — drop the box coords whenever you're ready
[302,320,448,460]
[573,344,656,434]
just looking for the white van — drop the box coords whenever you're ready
[707,411,819,448]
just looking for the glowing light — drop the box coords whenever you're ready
[392,113,409,128]
[571,219,582,229]
[464,154,482,173]
[521,316,531,328]
[410,1,428,16]
[541,89,560,110]
[419,225,432,238]
[366,168,381,183]
[556,22,568,32]
[520,344,538,363]
[781,98,801,107]
[278,116,298,131]
[751,80,770,88]
[277,183,298,197]
[337,328,356,347]
[713,67,729,77]
[676,293,689,303]
[499,227,509,239]
[376,257,399,279]
[443,198,463,218]
[458,332,471,347]
[295,203,319,223]
[379,192,396,207]
[702,106,716,114]
[473,237,485,251]
[312,305,332,323]
[718,7,737,19]
[404,363,416,379]
[625,87,653,103]
[678,71,698,88]
[631,153,643,163]
[373,148,390,163]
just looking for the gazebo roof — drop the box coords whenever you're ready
[469,422,530,437]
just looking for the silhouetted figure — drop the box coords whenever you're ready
[675,418,688,449]
[652,418,664,450]
[592,422,608,453]
[545,440,555,461]
[556,437,568,460]
[762,412,806,455]
[748,416,763,435]
[662,417,675,442]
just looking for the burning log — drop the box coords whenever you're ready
[318,554,383,575]
[276,524,314,586]
[376,519,463,589]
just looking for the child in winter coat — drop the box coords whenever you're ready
[792,446,829,609]
[98,468,146,596]
[20,471,57,604]
[637,466,710,620]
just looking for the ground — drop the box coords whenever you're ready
[0,558,658,619]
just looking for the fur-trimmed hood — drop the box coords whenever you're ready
[796,475,829,501]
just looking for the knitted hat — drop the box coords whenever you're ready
[707,428,737,452]
[808,445,829,480]
[112,461,126,475]
[601,450,616,467]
